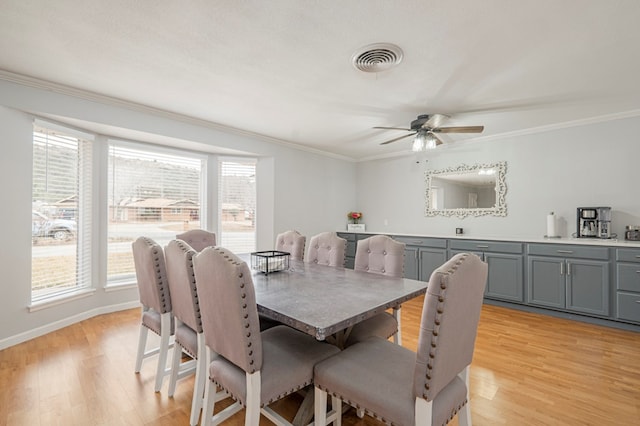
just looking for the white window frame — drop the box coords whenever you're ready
[29,121,95,309]
[105,139,208,288]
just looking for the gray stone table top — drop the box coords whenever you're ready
[239,254,428,340]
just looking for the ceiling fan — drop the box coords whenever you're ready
[374,114,484,151]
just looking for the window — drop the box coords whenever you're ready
[31,125,93,302]
[219,159,256,254]
[107,142,204,285]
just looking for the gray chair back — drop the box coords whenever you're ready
[132,236,171,314]
[354,235,405,278]
[306,232,347,267]
[414,252,487,401]
[165,239,202,333]
[193,247,263,373]
[275,230,306,260]
[176,229,216,252]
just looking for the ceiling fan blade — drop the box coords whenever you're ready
[433,125,484,133]
[422,114,449,129]
[373,126,413,131]
[380,132,416,145]
[431,133,445,146]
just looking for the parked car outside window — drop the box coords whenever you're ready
[32,211,77,241]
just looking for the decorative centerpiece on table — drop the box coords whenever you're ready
[347,211,365,231]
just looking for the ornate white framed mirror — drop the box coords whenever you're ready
[425,161,507,218]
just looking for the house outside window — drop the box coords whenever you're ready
[106,142,204,286]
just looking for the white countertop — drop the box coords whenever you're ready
[338,230,640,248]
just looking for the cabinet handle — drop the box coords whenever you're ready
[557,250,574,254]
[567,262,571,276]
[560,262,564,275]
[412,240,423,244]
[476,245,490,249]
[636,255,640,258]
[636,300,640,304]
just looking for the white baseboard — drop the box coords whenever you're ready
[0,300,140,351]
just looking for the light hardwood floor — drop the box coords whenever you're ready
[1,297,639,425]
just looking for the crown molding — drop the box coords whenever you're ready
[0,70,356,162]
[357,108,640,162]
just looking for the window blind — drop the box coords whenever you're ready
[31,126,92,302]
[107,142,203,285]
[218,159,256,254]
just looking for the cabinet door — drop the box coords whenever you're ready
[566,259,610,316]
[419,248,447,282]
[403,246,419,280]
[528,256,565,308]
[485,253,524,302]
[337,232,356,269]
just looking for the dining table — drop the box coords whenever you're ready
[238,252,429,425]
[240,253,429,344]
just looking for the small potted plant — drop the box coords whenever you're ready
[347,211,365,231]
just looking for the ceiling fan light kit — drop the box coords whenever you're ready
[412,130,440,152]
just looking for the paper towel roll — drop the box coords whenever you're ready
[546,213,557,237]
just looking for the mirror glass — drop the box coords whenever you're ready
[425,161,507,218]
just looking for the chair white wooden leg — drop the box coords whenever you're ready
[201,347,242,426]
[154,312,172,392]
[201,347,216,426]
[315,387,342,426]
[415,397,434,426]
[190,333,207,426]
[134,314,149,373]
[245,371,261,426]
[168,324,183,397]
[457,366,472,426]
[332,396,342,426]
[393,306,402,345]
[314,387,327,426]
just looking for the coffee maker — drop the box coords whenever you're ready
[576,207,612,239]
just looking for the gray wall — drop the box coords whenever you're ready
[356,115,640,239]
[0,80,355,347]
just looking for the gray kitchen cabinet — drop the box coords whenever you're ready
[337,232,357,269]
[337,232,377,269]
[449,240,524,302]
[615,248,640,323]
[394,236,447,281]
[527,244,610,317]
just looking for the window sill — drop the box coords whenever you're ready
[28,288,96,312]
[105,281,138,292]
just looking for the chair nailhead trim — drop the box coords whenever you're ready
[422,254,470,399]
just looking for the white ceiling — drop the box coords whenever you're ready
[2,0,640,160]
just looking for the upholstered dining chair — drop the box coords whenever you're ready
[165,240,228,426]
[347,234,406,346]
[275,230,306,261]
[314,253,488,426]
[306,231,347,267]
[193,246,340,426]
[176,229,216,252]
[132,236,173,393]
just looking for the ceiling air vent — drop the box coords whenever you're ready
[352,43,403,73]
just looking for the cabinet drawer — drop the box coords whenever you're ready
[337,232,356,242]
[393,236,447,249]
[617,264,640,292]
[449,240,522,254]
[527,244,609,260]
[616,248,640,263]
[617,291,640,323]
